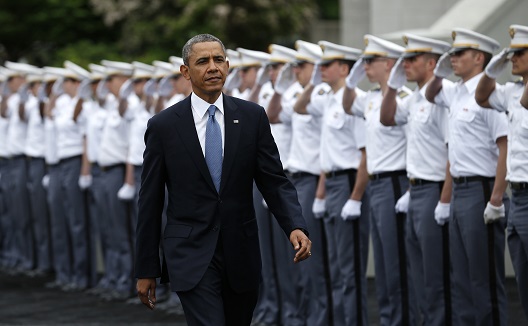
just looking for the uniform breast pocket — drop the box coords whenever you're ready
[325,110,345,129]
[414,106,431,123]
[456,108,477,122]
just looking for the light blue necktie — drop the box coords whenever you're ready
[205,105,222,192]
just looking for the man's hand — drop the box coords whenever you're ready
[387,57,406,90]
[395,190,410,214]
[340,199,361,221]
[434,201,450,226]
[433,53,453,78]
[345,58,366,89]
[136,278,156,310]
[485,48,509,79]
[312,198,326,219]
[483,201,505,224]
[290,229,312,263]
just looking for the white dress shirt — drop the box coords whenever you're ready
[191,92,225,156]
[394,82,449,181]
[489,81,527,182]
[435,73,509,178]
[0,114,9,158]
[128,103,153,166]
[44,117,59,165]
[352,86,411,174]
[6,94,27,156]
[84,100,106,164]
[54,94,84,160]
[24,95,45,158]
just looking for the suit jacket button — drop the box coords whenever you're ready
[212,226,219,232]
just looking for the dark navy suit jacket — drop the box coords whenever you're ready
[135,94,307,293]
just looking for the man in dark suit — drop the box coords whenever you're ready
[135,34,312,326]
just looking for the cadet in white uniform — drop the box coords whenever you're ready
[380,34,452,326]
[425,28,509,326]
[476,25,528,322]
[344,35,416,326]
[0,74,12,269]
[231,48,269,100]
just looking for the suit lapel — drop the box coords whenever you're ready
[219,95,241,194]
[173,96,217,193]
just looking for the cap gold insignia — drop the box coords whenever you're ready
[510,27,516,39]
[318,89,325,95]
[364,38,369,46]
[451,31,457,41]
[402,36,409,45]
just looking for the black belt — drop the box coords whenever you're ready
[325,168,357,179]
[99,163,126,172]
[409,178,441,186]
[26,156,45,161]
[287,171,317,179]
[59,155,82,164]
[368,170,406,181]
[510,182,528,191]
[10,154,25,160]
[452,176,494,184]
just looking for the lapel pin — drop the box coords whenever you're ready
[233,119,239,124]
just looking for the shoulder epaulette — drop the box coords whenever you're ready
[370,86,381,92]
[514,77,523,84]
[398,90,410,99]
[317,88,327,96]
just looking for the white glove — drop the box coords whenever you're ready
[143,78,158,97]
[274,64,296,95]
[345,58,366,89]
[312,198,326,219]
[78,79,92,100]
[256,66,271,86]
[485,48,509,79]
[18,84,30,103]
[262,198,268,209]
[118,79,133,99]
[42,174,50,189]
[483,202,505,224]
[158,76,173,97]
[434,202,450,226]
[51,78,64,96]
[117,183,136,201]
[37,82,48,102]
[387,57,406,90]
[78,174,93,189]
[96,80,109,101]
[340,199,362,221]
[395,190,410,214]
[433,53,453,78]
[224,68,241,92]
[309,63,322,86]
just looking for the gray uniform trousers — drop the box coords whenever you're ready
[407,181,450,326]
[450,178,508,326]
[291,172,331,326]
[369,172,417,326]
[100,164,133,294]
[89,164,111,289]
[9,156,34,270]
[47,164,72,284]
[324,170,370,326]
[508,185,528,321]
[252,183,281,325]
[57,156,90,287]
[0,157,16,268]
[27,157,52,272]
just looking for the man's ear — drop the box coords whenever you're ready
[180,65,191,81]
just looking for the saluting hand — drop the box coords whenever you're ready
[290,229,312,263]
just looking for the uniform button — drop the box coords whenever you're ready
[212,226,219,232]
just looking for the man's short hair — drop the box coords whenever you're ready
[182,34,227,66]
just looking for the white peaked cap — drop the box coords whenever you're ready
[362,35,404,59]
[101,60,133,76]
[226,49,241,69]
[64,61,91,80]
[43,66,79,80]
[132,61,155,79]
[401,34,451,58]
[236,48,270,67]
[0,66,24,78]
[268,44,298,63]
[449,28,500,54]
[295,40,322,63]
[508,25,528,53]
[88,64,106,81]
[169,56,184,75]
[318,41,362,63]
[5,61,40,75]
[153,60,174,79]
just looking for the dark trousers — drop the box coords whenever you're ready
[177,235,259,326]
